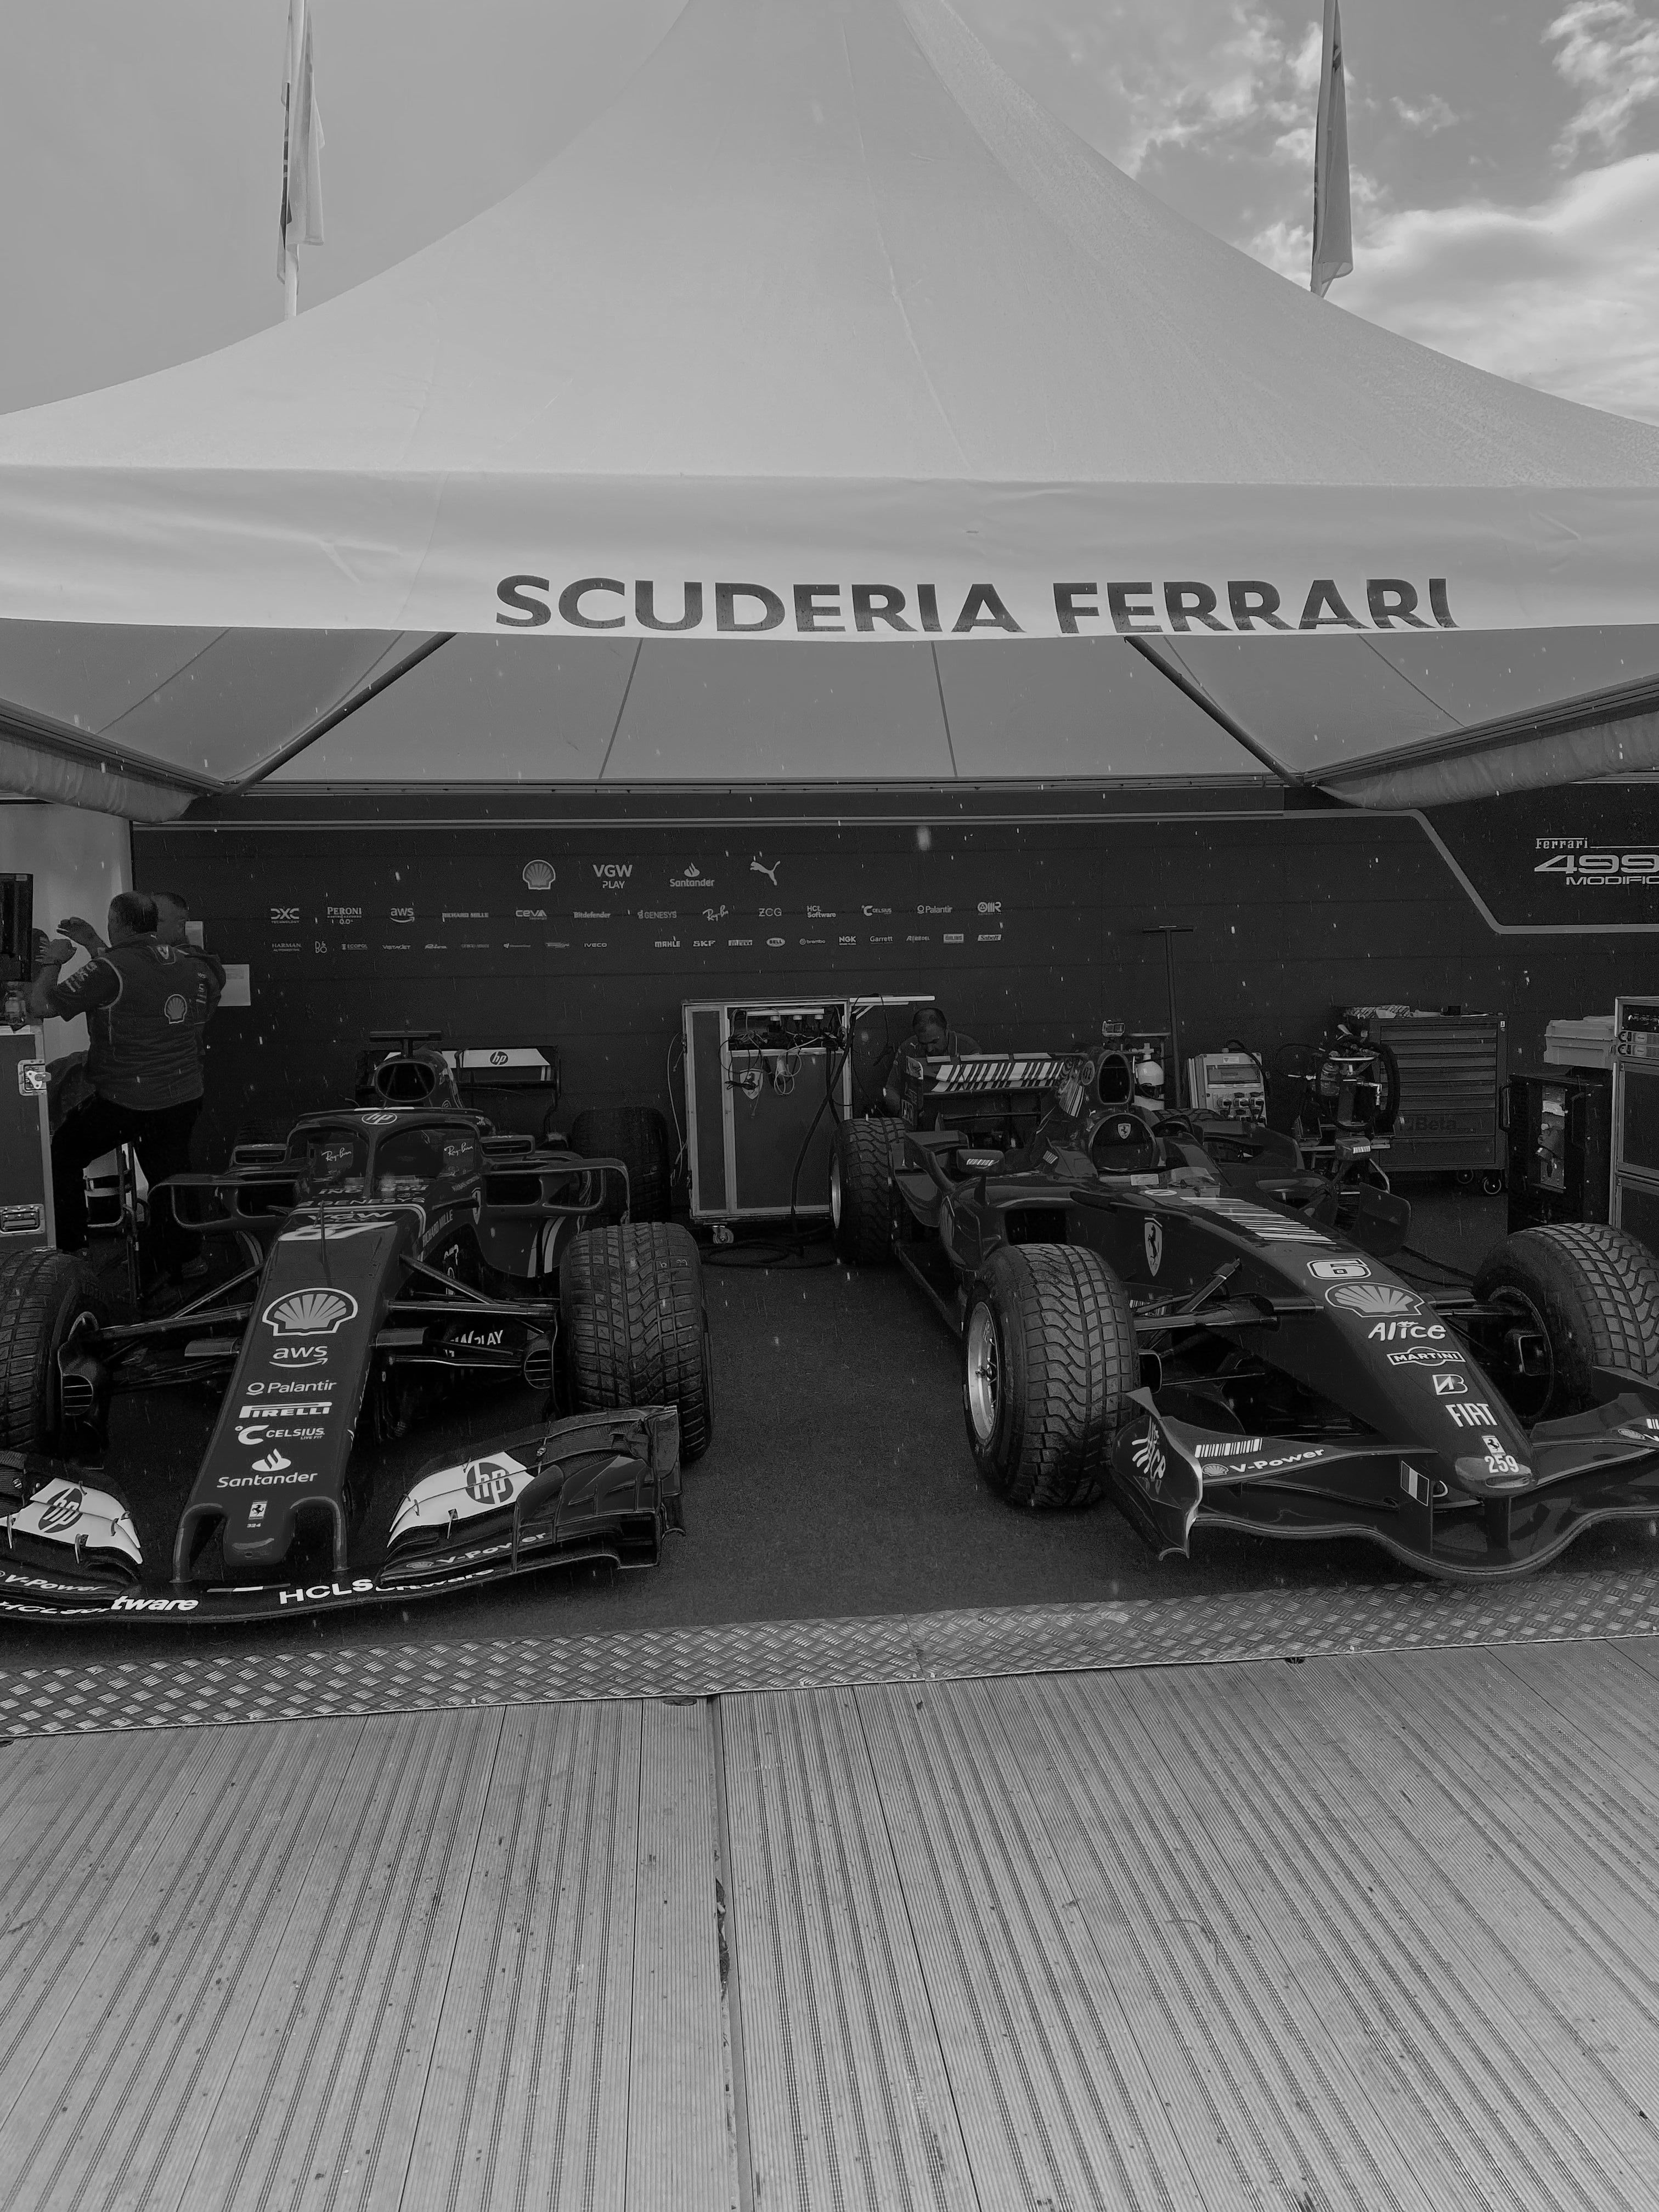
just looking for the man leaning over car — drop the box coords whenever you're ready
[31,890,219,1293]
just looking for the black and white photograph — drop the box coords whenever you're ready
[3,2,1659,2204]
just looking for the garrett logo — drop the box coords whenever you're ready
[522,860,557,890]
[1327,1282,1422,1318]
[262,1289,359,1337]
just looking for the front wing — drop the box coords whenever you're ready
[0,1405,681,1624]
[1111,1389,1659,1583]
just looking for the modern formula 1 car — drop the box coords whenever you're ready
[831,1042,1659,1581]
[0,1040,712,1624]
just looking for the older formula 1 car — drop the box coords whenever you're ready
[0,1044,712,1624]
[831,1044,1659,1581]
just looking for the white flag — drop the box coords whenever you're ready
[1311,0,1352,297]
[279,0,325,284]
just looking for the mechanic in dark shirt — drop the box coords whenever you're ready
[880,1003,982,1113]
[30,891,219,1282]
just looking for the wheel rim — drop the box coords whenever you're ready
[830,1152,843,1232]
[966,1302,1000,1444]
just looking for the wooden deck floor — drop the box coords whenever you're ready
[3,1638,1657,2210]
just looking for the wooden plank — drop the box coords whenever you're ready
[0,1716,366,2212]
[628,1699,735,2212]
[399,1700,642,2212]
[1119,1655,1657,2211]
[722,1687,982,2212]
[857,1677,1215,2212]
[983,1670,1443,2212]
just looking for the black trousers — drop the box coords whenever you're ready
[52,1093,202,1277]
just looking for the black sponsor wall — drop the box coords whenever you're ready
[137,787,1659,1161]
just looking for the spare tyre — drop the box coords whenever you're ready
[568,1105,673,1223]
[831,1120,899,1264]
[560,1222,713,1460]
[0,1248,108,1453]
[962,1244,1135,1508]
[1472,1222,1659,1422]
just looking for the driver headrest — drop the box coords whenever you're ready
[1088,1111,1161,1178]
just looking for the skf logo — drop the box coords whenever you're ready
[592,863,633,885]
[269,906,300,923]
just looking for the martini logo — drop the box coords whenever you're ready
[464,1458,524,1506]
[521,860,556,890]
[37,1485,85,1535]
[262,1289,359,1338]
[1326,1282,1422,1318]
[1386,1347,1464,1368]
[162,994,190,1024]
[1143,1220,1163,1276]
[1308,1257,1369,1282]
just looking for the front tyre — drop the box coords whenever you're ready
[831,1120,897,1264]
[962,1244,1135,1508]
[560,1222,713,1460]
[0,1249,108,1453]
[1473,1222,1659,1421]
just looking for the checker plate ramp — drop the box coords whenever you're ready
[3,1629,1659,2205]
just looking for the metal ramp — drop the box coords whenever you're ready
[2,1616,1658,2209]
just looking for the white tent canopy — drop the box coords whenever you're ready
[4,0,1659,815]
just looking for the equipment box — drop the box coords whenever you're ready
[1507,1067,1611,1233]
[682,1000,853,1222]
[1,1025,54,1251]
[1342,1009,1506,1178]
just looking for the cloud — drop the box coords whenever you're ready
[1548,1,1659,156]
[1391,93,1460,134]
[1335,151,1659,424]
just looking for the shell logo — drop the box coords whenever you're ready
[163,993,190,1023]
[262,1289,360,1337]
[1325,1282,1422,1318]
[522,860,557,890]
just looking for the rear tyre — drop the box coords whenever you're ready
[962,1244,1135,1509]
[831,1121,897,1264]
[0,1249,108,1453]
[1473,1222,1659,1421]
[568,1106,674,1223]
[560,1222,713,1460]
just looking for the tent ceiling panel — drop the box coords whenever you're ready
[603,640,953,783]
[933,639,1256,781]
[270,635,637,782]
[1166,635,1459,777]
[0,621,227,736]
[1367,624,1659,730]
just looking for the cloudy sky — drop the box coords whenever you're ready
[3,0,1657,423]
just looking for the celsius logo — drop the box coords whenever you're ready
[522,860,556,890]
[1326,1282,1423,1318]
[262,1289,359,1337]
[269,906,300,923]
[592,863,633,885]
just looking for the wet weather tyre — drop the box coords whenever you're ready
[962,1244,1136,1509]
[0,1249,106,1453]
[569,1107,673,1223]
[561,1222,713,1460]
[831,1120,896,1264]
[1473,1222,1659,1420]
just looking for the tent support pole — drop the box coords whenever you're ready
[1123,636,1296,786]
[233,631,456,788]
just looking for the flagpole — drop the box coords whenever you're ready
[283,248,298,320]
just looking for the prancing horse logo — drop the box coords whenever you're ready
[1144,1219,1163,1276]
